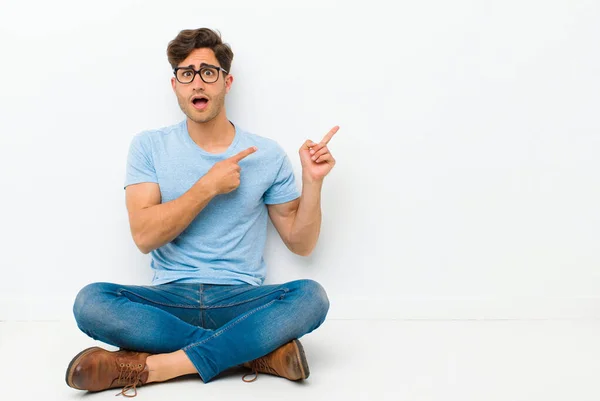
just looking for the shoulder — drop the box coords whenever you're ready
[132,120,184,145]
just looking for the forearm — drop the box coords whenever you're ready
[131,178,216,254]
[288,177,323,256]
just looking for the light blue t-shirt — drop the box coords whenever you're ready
[124,120,300,286]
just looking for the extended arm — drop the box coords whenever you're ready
[268,126,339,256]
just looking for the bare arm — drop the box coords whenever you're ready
[268,180,323,256]
[126,180,216,254]
[126,146,257,254]
[268,126,339,257]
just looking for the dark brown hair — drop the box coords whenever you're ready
[167,28,234,72]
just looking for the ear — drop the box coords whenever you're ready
[225,74,234,94]
[171,77,176,92]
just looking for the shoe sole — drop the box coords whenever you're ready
[292,339,310,380]
[65,346,103,389]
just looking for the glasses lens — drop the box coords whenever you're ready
[200,67,219,83]
[176,68,195,83]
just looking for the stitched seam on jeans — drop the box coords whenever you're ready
[204,287,289,309]
[183,297,280,350]
[119,289,200,309]
[200,284,204,327]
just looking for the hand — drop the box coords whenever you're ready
[299,126,339,182]
[204,147,257,195]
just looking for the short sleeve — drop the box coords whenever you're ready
[263,152,301,205]
[124,134,158,189]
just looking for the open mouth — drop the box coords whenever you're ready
[192,97,209,110]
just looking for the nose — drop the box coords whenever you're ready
[190,72,207,90]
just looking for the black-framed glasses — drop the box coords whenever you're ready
[173,63,228,84]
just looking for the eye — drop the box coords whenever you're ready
[182,70,193,77]
[202,69,215,76]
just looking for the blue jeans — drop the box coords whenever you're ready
[72,279,329,382]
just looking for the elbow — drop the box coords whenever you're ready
[138,246,152,255]
[289,243,315,257]
[132,232,152,255]
[286,232,318,257]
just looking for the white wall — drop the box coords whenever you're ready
[1,0,598,321]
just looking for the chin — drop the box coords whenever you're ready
[184,108,211,124]
[189,113,216,124]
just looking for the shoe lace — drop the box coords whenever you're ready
[242,358,277,383]
[114,362,146,398]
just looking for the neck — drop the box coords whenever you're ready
[186,110,235,152]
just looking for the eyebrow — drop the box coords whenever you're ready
[183,63,220,69]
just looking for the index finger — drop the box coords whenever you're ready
[320,126,340,145]
[230,146,257,163]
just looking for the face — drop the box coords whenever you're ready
[171,48,233,124]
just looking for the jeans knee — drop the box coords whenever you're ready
[296,279,330,325]
[73,282,110,332]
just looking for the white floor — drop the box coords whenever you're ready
[0,319,598,401]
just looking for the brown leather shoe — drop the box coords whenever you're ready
[242,339,310,382]
[65,346,151,397]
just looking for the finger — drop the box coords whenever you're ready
[308,142,326,155]
[230,146,257,163]
[311,146,329,160]
[320,126,339,145]
[302,139,316,150]
[315,153,335,164]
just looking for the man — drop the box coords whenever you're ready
[65,28,339,397]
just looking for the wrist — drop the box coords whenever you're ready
[196,176,219,198]
[302,173,324,187]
